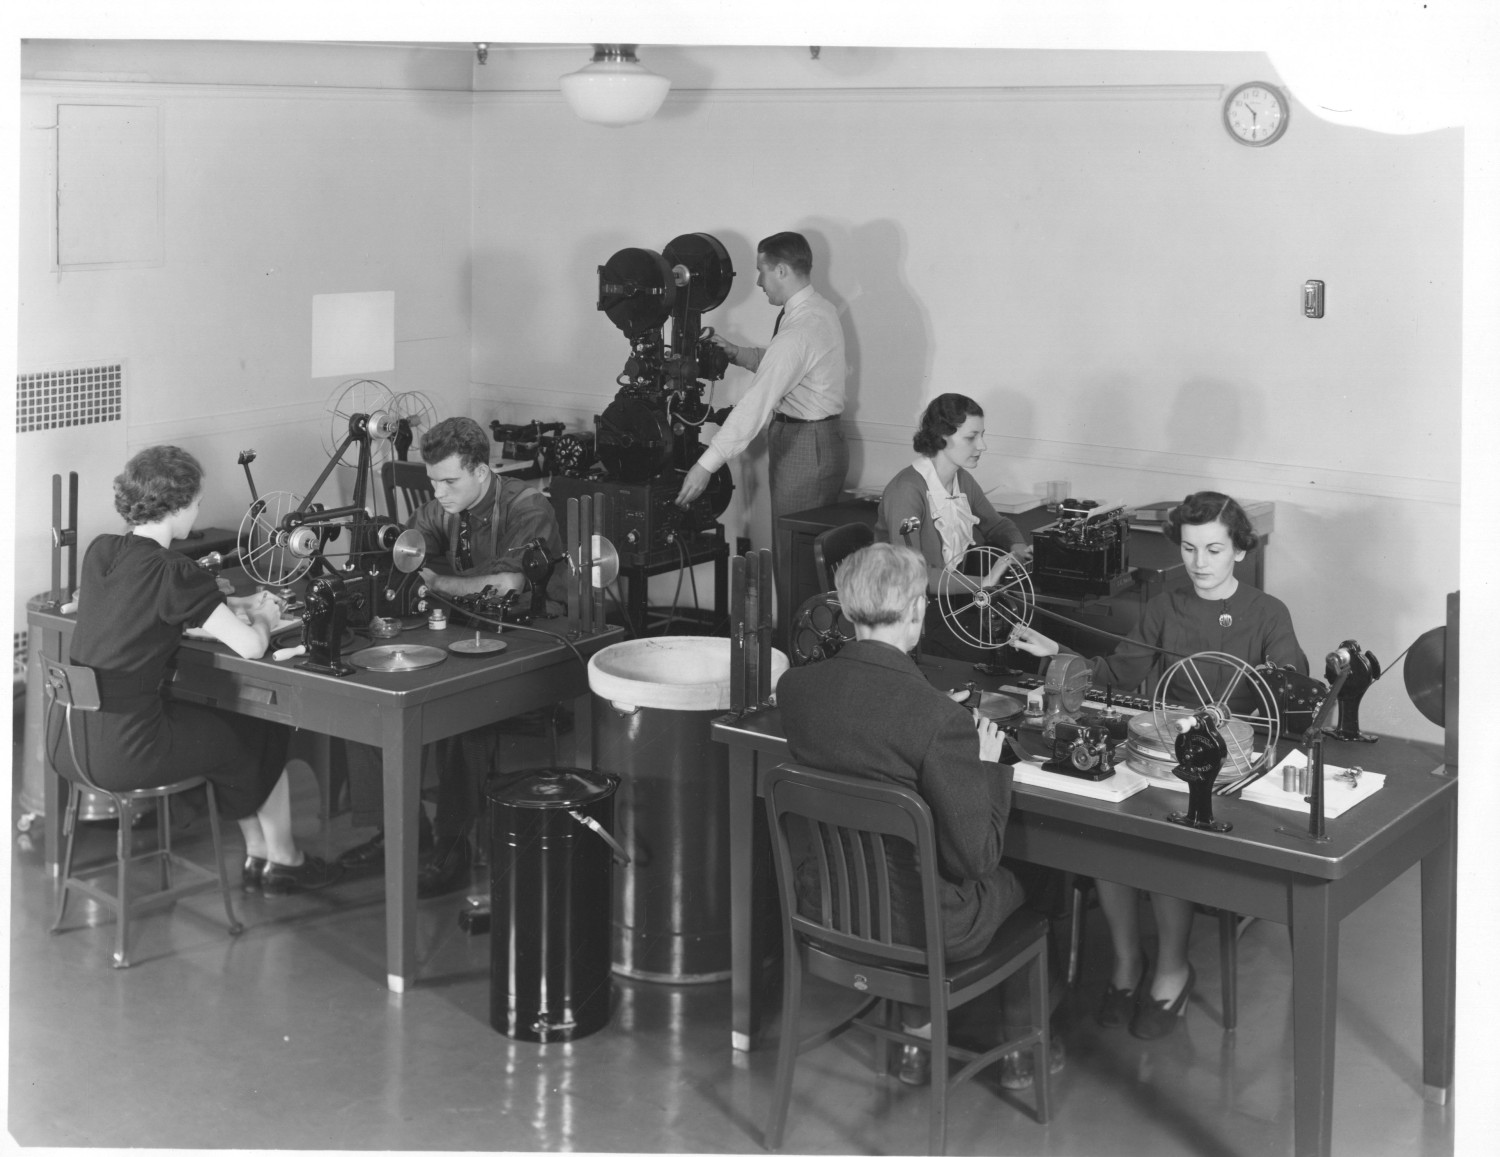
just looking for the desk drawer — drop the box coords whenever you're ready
[166,666,295,725]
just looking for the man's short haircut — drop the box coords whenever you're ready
[835,543,926,627]
[757,231,813,277]
[420,416,491,471]
[1166,490,1259,553]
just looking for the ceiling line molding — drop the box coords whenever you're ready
[475,382,1455,507]
[22,79,475,103]
[126,399,330,444]
[476,83,1225,106]
[849,419,1457,507]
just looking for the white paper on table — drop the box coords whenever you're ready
[1011,761,1152,803]
[1145,750,1384,818]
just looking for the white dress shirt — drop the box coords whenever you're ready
[913,455,979,567]
[696,285,846,473]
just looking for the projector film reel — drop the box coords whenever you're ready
[324,378,396,466]
[936,546,1035,650]
[1142,651,1281,791]
[789,592,855,665]
[348,644,448,672]
[238,490,318,587]
[386,389,439,459]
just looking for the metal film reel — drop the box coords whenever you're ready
[238,490,318,587]
[324,378,396,466]
[662,232,735,313]
[1147,651,1281,789]
[790,593,856,666]
[385,390,440,462]
[936,546,1035,650]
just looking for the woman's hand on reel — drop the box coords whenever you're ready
[1007,624,1060,657]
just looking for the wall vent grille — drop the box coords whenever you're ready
[16,364,123,433]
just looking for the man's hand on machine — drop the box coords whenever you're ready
[708,334,741,366]
[975,712,1006,763]
[675,462,712,507]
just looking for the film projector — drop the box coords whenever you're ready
[235,381,435,675]
[549,233,737,567]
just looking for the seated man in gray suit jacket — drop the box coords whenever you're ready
[776,541,1064,1090]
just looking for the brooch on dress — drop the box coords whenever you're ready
[1218,603,1233,629]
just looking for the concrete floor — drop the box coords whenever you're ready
[7,722,1456,1155]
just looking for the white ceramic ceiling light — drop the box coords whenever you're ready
[559,45,671,127]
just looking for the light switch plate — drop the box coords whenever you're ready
[1303,280,1325,318]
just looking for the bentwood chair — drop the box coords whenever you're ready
[41,655,242,968]
[812,522,875,593]
[763,762,1052,1155]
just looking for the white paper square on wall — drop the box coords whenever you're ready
[311,291,395,378]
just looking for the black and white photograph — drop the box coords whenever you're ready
[5,3,1497,1155]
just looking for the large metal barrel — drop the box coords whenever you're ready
[487,766,621,1043]
[588,637,788,983]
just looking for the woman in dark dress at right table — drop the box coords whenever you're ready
[1010,490,1308,1039]
[56,445,339,894]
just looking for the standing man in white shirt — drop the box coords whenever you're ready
[675,231,848,613]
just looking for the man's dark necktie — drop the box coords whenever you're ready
[456,512,474,571]
[773,308,785,337]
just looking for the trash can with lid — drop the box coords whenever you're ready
[488,766,624,1043]
[587,637,789,983]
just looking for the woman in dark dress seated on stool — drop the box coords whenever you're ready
[875,393,1034,661]
[60,445,340,894]
[1010,491,1307,1038]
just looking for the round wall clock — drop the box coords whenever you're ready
[1223,81,1290,147]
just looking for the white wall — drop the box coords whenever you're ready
[468,46,1460,741]
[15,42,475,629]
[10,42,1461,742]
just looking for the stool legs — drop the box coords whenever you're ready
[112,800,134,968]
[51,784,81,933]
[204,783,243,937]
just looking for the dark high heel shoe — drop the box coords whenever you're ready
[261,854,343,895]
[1096,952,1150,1028]
[1130,964,1195,1040]
[241,855,267,892]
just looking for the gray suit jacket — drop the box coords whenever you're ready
[776,639,1024,960]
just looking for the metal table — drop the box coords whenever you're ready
[711,658,1456,1157]
[26,602,621,992]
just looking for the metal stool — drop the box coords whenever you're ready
[42,655,243,969]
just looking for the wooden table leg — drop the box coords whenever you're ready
[1290,879,1338,1157]
[1420,800,1458,1102]
[728,743,762,1051]
[381,713,424,993]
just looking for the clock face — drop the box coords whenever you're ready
[1224,82,1289,147]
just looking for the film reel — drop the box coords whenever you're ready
[238,490,318,587]
[385,389,440,461]
[1142,651,1281,790]
[935,546,1035,650]
[789,592,855,666]
[324,378,396,466]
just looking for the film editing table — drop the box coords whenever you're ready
[27,602,621,992]
[711,658,1456,1157]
